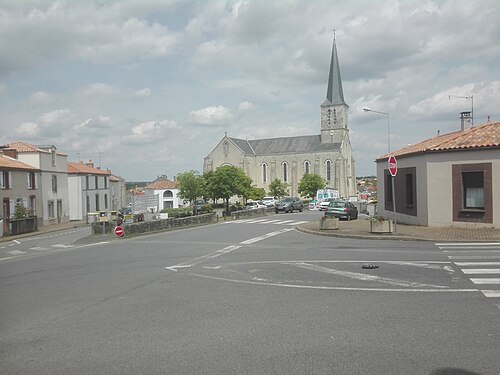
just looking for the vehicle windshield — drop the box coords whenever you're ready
[329,201,346,208]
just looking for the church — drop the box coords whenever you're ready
[203,38,356,199]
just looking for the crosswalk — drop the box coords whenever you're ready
[224,218,309,226]
[438,242,500,301]
[4,244,75,256]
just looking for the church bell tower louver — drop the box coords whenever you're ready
[321,35,349,144]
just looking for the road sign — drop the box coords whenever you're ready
[114,226,124,237]
[388,155,397,177]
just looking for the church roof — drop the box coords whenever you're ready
[229,135,341,156]
[325,37,347,107]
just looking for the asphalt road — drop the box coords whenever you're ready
[1,211,499,375]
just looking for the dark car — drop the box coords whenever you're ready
[324,200,358,220]
[275,197,304,213]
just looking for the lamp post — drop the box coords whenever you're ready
[363,107,397,233]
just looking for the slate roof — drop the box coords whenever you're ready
[325,38,347,107]
[377,121,500,160]
[145,180,178,190]
[229,135,341,155]
[0,154,38,171]
[67,162,111,175]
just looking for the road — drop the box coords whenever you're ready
[1,211,499,375]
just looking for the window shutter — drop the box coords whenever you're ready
[35,174,38,189]
[27,173,30,188]
[0,172,4,188]
[8,172,12,188]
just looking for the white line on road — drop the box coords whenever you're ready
[470,278,500,284]
[240,228,293,244]
[442,250,500,253]
[0,256,17,262]
[13,240,20,244]
[436,242,500,246]
[448,255,500,260]
[481,290,500,298]
[455,262,500,266]
[461,269,500,274]
[7,250,26,255]
[52,244,74,248]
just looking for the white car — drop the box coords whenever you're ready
[319,198,337,211]
[245,201,266,210]
[262,196,276,207]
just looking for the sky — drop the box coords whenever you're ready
[1,0,499,181]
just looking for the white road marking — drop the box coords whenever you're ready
[455,262,500,266]
[52,244,74,248]
[436,242,500,246]
[7,250,26,255]
[0,256,17,262]
[448,255,500,260]
[470,278,500,284]
[461,269,500,275]
[441,247,500,250]
[240,228,292,244]
[13,240,21,244]
[481,290,500,298]
[30,246,49,251]
[272,220,295,225]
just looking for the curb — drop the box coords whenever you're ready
[296,224,431,241]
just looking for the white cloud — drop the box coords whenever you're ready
[238,101,255,111]
[28,91,53,106]
[134,88,152,97]
[123,120,179,144]
[15,122,39,137]
[189,106,232,125]
[76,83,117,98]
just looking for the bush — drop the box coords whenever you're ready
[160,208,193,218]
[14,204,29,219]
[200,204,213,214]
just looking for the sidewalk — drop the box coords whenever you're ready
[0,221,89,243]
[297,217,500,242]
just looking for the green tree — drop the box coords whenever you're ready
[246,186,266,201]
[268,178,289,199]
[176,170,205,210]
[298,173,326,199]
[209,165,253,213]
[13,204,29,219]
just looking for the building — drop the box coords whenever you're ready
[0,154,42,233]
[110,173,127,211]
[3,142,70,226]
[376,121,500,228]
[144,176,181,211]
[203,37,356,199]
[67,161,112,221]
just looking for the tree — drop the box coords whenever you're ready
[176,170,205,209]
[268,178,289,199]
[246,186,266,201]
[208,165,253,213]
[298,173,326,199]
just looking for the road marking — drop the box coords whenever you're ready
[13,240,21,244]
[7,250,26,255]
[443,250,500,253]
[481,290,500,298]
[448,255,500,260]
[461,269,500,275]
[52,244,74,248]
[470,278,500,284]
[30,246,50,251]
[436,242,500,246]
[0,256,17,262]
[240,228,293,244]
[454,262,500,266]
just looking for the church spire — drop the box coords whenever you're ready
[325,35,347,106]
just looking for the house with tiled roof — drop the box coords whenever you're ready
[0,154,42,233]
[144,176,181,211]
[67,161,112,221]
[204,38,356,199]
[376,121,500,228]
[2,142,70,226]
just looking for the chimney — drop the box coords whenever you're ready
[460,111,471,131]
[85,159,94,167]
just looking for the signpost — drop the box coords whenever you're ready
[114,226,124,238]
[388,155,397,233]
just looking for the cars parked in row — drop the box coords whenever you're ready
[262,196,276,207]
[324,200,358,220]
[275,197,304,213]
[245,201,267,210]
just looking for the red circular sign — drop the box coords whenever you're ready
[388,155,397,177]
[114,226,124,237]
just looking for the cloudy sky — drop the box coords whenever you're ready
[1,0,499,181]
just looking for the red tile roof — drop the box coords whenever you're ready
[5,141,67,155]
[377,121,500,160]
[67,161,111,175]
[0,155,39,171]
[145,180,178,189]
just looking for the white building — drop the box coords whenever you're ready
[4,142,70,226]
[67,161,112,221]
[144,178,181,211]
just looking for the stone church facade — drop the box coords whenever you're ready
[203,38,356,199]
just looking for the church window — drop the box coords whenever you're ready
[283,162,288,182]
[304,161,310,174]
[262,163,267,183]
[326,160,332,181]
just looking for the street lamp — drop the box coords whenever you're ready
[363,107,397,233]
[363,107,390,153]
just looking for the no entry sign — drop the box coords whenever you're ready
[388,155,397,177]
[114,226,124,237]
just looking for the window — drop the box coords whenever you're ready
[51,174,57,193]
[406,173,414,207]
[27,172,37,189]
[283,162,288,182]
[163,190,173,198]
[104,177,108,189]
[262,163,267,183]
[51,149,56,167]
[95,176,99,189]
[86,195,90,213]
[104,194,108,209]
[95,194,100,211]
[1,171,12,189]
[86,176,89,190]
[326,160,331,181]
[462,172,484,209]
[29,195,36,216]
[48,200,55,218]
[304,161,310,175]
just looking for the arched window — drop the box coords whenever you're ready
[326,160,332,181]
[304,161,310,175]
[283,162,288,182]
[163,190,173,198]
[262,163,267,183]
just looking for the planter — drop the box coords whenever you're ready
[369,219,393,233]
[320,217,339,230]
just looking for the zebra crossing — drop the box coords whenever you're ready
[438,242,500,300]
[5,244,75,256]
[224,218,309,226]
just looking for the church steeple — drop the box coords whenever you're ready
[325,35,347,106]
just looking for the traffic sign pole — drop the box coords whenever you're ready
[388,155,398,234]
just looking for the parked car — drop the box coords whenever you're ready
[324,200,358,220]
[308,199,319,210]
[319,198,338,211]
[275,197,304,213]
[245,201,266,210]
[193,199,206,211]
[262,196,276,207]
